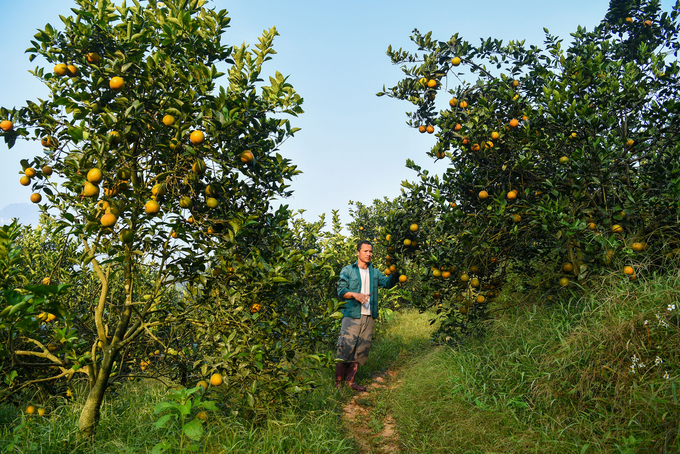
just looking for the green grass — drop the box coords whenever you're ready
[0,374,355,454]
[2,273,678,453]
[385,272,680,453]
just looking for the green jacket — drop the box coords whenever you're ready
[337,261,398,319]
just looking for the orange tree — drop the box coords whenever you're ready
[159,207,344,417]
[379,1,680,339]
[0,0,304,433]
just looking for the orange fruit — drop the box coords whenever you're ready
[462,137,470,145]
[476,294,486,304]
[426,125,435,134]
[42,277,51,285]
[87,168,103,184]
[625,17,633,23]
[454,123,462,131]
[623,266,634,275]
[491,132,500,140]
[442,271,451,278]
[522,115,528,121]
[162,114,175,126]
[240,151,254,163]
[459,100,468,109]
[179,196,192,208]
[83,182,100,197]
[410,223,419,232]
[509,118,519,128]
[460,306,468,314]
[67,65,78,77]
[507,190,517,200]
[625,139,634,147]
[451,56,461,66]
[189,130,205,145]
[460,273,469,282]
[512,80,519,88]
[25,167,37,178]
[449,98,458,108]
[145,200,161,215]
[100,213,117,227]
[54,64,69,76]
[471,278,480,287]
[30,193,42,203]
[210,373,223,386]
[432,269,441,278]
[587,222,597,230]
[250,303,261,313]
[418,125,427,133]
[562,263,574,273]
[192,159,206,174]
[86,52,101,64]
[20,176,31,186]
[559,277,569,287]
[478,190,489,199]
[109,76,125,90]
[403,238,412,246]
[119,229,134,243]
[631,242,643,252]
[206,197,219,209]
[109,130,122,144]
[559,156,569,165]
[511,214,522,223]
[26,405,36,415]
[0,120,13,131]
[644,19,652,26]
[612,224,624,234]
[42,165,53,176]
[197,380,208,390]
[399,275,407,283]
[151,183,167,197]
[470,265,479,274]
[427,79,437,88]
[471,143,480,151]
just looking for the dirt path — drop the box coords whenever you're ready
[341,369,401,454]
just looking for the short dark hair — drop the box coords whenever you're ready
[356,240,372,251]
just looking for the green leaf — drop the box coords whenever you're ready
[154,413,174,429]
[183,418,203,441]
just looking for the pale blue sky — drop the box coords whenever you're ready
[1,1,675,226]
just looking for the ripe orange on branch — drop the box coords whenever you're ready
[189,130,205,145]
[210,373,223,386]
[109,76,125,91]
[0,120,14,131]
[509,119,519,128]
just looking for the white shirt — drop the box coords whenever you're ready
[359,267,371,315]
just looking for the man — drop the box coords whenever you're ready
[335,240,399,391]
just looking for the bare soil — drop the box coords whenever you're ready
[341,369,401,454]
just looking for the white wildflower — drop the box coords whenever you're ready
[663,371,670,380]
[655,356,663,365]
[668,304,676,312]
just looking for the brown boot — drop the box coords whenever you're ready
[335,362,348,389]
[345,362,367,392]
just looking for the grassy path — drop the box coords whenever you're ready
[338,309,439,454]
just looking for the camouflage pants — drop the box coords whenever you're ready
[336,315,375,365]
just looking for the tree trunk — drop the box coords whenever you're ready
[77,348,117,434]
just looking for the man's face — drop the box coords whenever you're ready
[357,244,373,265]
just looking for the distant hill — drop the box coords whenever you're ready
[0,203,41,226]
